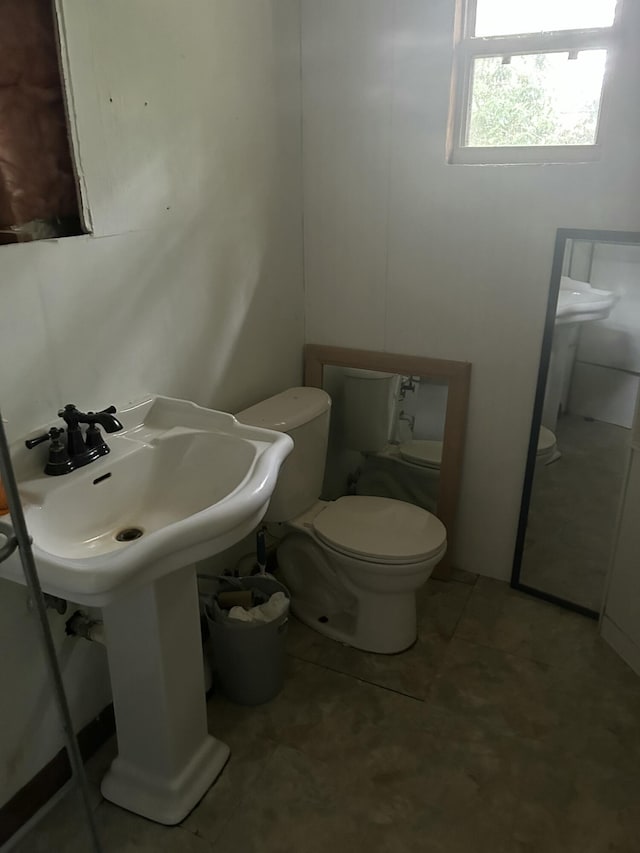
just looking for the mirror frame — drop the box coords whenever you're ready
[511,228,640,617]
[304,344,471,577]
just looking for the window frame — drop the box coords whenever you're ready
[448,0,622,165]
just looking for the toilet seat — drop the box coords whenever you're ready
[312,495,447,565]
[398,440,442,469]
[537,426,556,456]
[536,426,559,464]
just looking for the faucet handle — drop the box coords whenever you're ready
[25,427,65,450]
[84,406,116,421]
[59,404,119,423]
[26,427,74,475]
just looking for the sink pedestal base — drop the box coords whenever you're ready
[101,565,229,824]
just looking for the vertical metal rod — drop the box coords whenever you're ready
[0,412,104,853]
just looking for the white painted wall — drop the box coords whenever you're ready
[301,0,640,579]
[0,0,303,805]
[588,243,640,375]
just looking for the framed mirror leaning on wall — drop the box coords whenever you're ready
[304,345,471,578]
[512,229,640,617]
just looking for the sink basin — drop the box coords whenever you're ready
[556,275,617,325]
[1,395,293,605]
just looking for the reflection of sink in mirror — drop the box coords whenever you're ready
[516,235,640,613]
[322,366,448,514]
[556,275,618,325]
[546,277,618,434]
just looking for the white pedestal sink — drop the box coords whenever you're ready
[555,276,617,326]
[0,396,292,824]
[543,277,618,431]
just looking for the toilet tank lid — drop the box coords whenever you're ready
[236,387,331,432]
[344,368,396,381]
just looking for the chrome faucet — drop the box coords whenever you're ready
[25,404,123,475]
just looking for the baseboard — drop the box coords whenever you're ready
[0,703,115,847]
[601,616,640,677]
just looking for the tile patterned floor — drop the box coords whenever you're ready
[11,576,640,852]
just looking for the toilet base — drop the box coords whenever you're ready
[291,594,418,655]
[289,587,418,654]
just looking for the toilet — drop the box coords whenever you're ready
[237,387,447,654]
[537,425,560,465]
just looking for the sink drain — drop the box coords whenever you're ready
[115,527,144,542]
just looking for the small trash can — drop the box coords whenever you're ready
[205,575,290,705]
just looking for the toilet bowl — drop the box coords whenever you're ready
[397,439,442,468]
[537,426,559,465]
[237,387,448,654]
[277,496,447,653]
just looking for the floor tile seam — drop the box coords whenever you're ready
[193,752,279,848]
[181,736,283,849]
[286,652,429,705]
[417,615,479,706]
[443,584,477,644]
[93,801,215,850]
[450,581,485,643]
[183,825,218,852]
[177,823,218,851]
[435,577,478,592]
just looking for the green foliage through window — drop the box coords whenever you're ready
[467,52,602,147]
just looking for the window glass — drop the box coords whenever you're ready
[474,0,618,37]
[467,50,607,146]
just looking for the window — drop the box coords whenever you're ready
[448,0,621,164]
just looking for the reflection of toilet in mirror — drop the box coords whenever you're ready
[342,369,443,513]
[536,425,559,465]
[237,387,447,654]
[515,233,639,613]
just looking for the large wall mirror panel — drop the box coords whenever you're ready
[513,229,640,616]
[304,345,471,578]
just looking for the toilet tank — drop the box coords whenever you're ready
[343,369,400,452]
[236,387,331,522]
